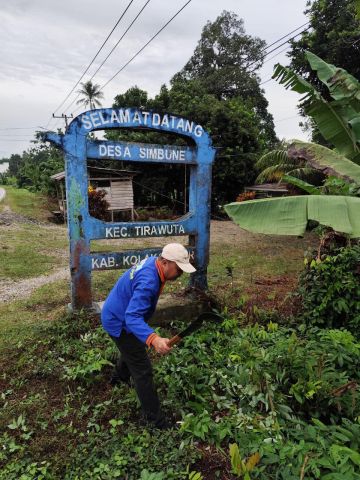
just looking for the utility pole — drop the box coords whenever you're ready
[52,113,74,129]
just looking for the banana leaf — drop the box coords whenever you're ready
[288,141,360,184]
[224,195,360,238]
[306,51,360,106]
[273,62,360,163]
[282,175,320,194]
[256,164,300,183]
[255,149,291,170]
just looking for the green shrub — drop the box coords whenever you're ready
[88,187,110,221]
[297,245,360,334]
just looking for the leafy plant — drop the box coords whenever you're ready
[229,443,260,479]
[298,245,360,333]
[225,195,360,237]
[230,52,360,238]
[88,186,110,221]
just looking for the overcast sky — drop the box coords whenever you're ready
[0,0,310,159]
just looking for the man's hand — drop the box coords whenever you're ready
[151,336,172,355]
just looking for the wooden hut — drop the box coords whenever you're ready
[244,183,289,199]
[51,166,138,222]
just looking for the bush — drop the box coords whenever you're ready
[297,245,360,334]
[235,191,256,202]
[88,186,110,220]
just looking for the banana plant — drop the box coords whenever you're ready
[226,53,360,237]
[225,195,360,238]
[273,51,360,163]
[255,51,360,189]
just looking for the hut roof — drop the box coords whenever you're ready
[244,183,288,193]
[51,166,138,182]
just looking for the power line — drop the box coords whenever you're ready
[63,0,151,115]
[247,26,311,74]
[69,0,192,118]
[132,178,227,221]
[276,114,301,122]
[0,127,40,131]
[263,26,311,60]
[100,0,192,90]
[260,77,273,86]
[261,45,290,67]
[47,0,135,127]
[264,22,310,52]
[0,134,34,137]
[70,15,307,119]
[258,46,294,86]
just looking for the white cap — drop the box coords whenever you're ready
[161,243,196,273]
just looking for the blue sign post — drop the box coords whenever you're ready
[46,108,215,311]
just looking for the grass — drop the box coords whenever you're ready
[0,189,333,479]
[0,223,68,280]
[0,279,70,351]
[0,185,68,279]
[0,185,57,221]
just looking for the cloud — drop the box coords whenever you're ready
[0,0,308,157]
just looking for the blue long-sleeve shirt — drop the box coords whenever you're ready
[101,257,162,343]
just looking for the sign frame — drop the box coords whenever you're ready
[46,107,215,311]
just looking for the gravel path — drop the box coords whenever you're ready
[1,205,70,303]
[0,266,70,303]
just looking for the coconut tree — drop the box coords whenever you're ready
[255,146,324,186]
[76,81,104,110]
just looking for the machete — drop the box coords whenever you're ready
[168,312,222,347]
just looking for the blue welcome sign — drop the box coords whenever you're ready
[46,108,215,311]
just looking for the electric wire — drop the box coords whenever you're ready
[68,0,192,119]
[132,178,227,221]
[247,26,311,74]
[261,45,291,67]
[56,12,306,125]
[100,0,192,90]
[62,0,152,115]
[46,0,135,128]
[263,21,310,53]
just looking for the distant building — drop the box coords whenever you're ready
[244,183,289,199]
[51,166,138,222]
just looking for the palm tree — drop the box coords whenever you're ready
[76,81,104,110]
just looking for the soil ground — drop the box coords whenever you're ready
[1,210,317,319]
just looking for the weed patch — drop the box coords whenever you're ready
[0,310,360,478]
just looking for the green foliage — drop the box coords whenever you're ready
[88,187,110,221]
[1,136,64,196]
[256,52,360,188]
[282,174,321,194]
[273,52,360,164]
[62,347,113,382]
[287,0,360,143]
[225,195,360,237]
[288,0,360,102]
[298,245,360,333]
[139,470,165,480]
[1,307,360,478]
[173,10,276,142]
[104,11,278,208]
[322,176,360,196]
[76,80,104,110]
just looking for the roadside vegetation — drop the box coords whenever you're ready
[1,1,359,478]
[1,188,360,479]
[0,186,57,222]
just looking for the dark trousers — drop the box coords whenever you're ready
[110,331,165,427]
